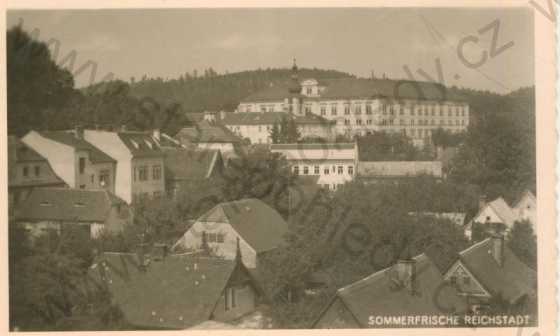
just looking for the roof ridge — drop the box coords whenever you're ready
[459,238,491,257]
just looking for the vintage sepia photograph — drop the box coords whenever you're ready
[4,3,555,333]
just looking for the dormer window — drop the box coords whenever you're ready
[130,140,139,149]
[144,139,153,149]
[74,202,86,208]
[39,201,52,207]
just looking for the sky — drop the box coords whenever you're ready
[7,8,534,93]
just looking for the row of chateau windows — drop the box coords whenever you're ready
[293,165,354,176]
[342,119,467,126]
[315,104,467,117]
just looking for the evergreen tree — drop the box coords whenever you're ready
[507,220,537,269]
[270,122,281,144]
[286,118,301,143]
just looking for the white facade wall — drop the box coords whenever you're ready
[84,130,134,203]
[22,131,76,187]
[173,220,258,268]
[196,142,235,153]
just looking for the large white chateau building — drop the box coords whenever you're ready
[236,61,470,146]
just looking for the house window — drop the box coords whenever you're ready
[314,166,320,175]
[356,119,362,125]
[324,167,329,175]
[152,165,161,180]
[34,166,40,177]
[79,157,86,174]
[355,105,361,114]
[293,166,299,175]
[306,87,312,95]
[95,170,108,187]
[366,105,372,114]
[225,287,236,311]
[138,166,148,181]
[344,119,350,126]
[337,166,343,174]
[330,106,337,115]
[367,120,372,125]
[23,166,29,178]
[450,276,457,284]
[348,166,354,175]
[463,276,471,285]
[320,106,326,115]
[153,191,162,198]
[344,106,350,115]
[303,166,309,175]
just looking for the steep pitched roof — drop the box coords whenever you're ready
[323,254,465,327]
[39,131,116,163]
[357,161,442,178]
[8,136,65,187]
[176,123,241,144]
[483,197,518,226]
[512,190,536,209]
[163,148,221,181]
[89,253,242,329]
[117,131,164,158]
[241,78,466,103]
[457,238,537,303]
[15,188,125,223]
[197,199,288,253]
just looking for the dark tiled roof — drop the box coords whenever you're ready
[89,253,239,329]
[8,136,46,162]
[117,132,164,158]
[39,131,116,164]
[15,188,125,223]
[329,254,466,327]
[241,78,466,103]
[176,123,241,144]
[163,148,221,181]
[271,142,355,150]
[458,238,537,303]
[198,199,288,253]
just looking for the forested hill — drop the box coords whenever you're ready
[126,68,354,112]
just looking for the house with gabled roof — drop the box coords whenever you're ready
[21,129,116,193]
[15,187,132,239]
[175,120,242,155]
[465,194,534,240]
[88,249,262,329]
[313,254,467,328]
[172,199,288,269]
[512,190,536,228]
[84,129,165,203]
[163,148,224,197]
[8,136,67,208]
[442,235,537,314]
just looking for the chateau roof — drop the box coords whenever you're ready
[357,161,443,178]
[163,148,221,181]
[176,123,241,144]
[241,78,466,103]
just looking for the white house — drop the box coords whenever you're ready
[172,198,288,269]
[84,129,166,203]
[270,142,358,191]
[465,191,537,240]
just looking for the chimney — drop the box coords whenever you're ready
[490,234,504,267]
[74,125,84,139]
[153,128,161,141]
[394,258,417,293]
[121,125,128,132]
[152,243,168,261]
[219,111,226,120]
[478,195,487,211]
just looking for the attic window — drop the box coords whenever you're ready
[144,140,153,149]
[39,201,52,207]
[74,202,86,207]
[130,139,139,149]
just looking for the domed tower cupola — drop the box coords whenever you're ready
[288,58,302,94]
